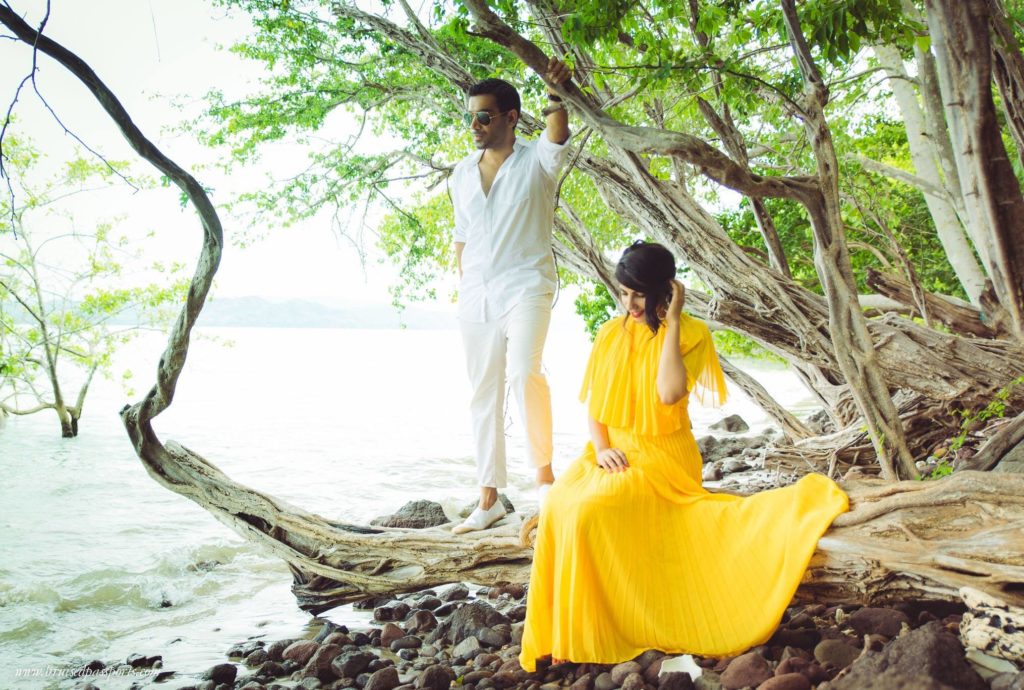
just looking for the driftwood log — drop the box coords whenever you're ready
[138,440,1024,665]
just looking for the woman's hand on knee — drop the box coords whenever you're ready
[596,448,629,472]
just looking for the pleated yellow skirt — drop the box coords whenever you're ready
[519,426,848,671]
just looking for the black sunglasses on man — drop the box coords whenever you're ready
[463,110,509,126]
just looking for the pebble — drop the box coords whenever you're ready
[720,651,772,689]
[813,639,860,670]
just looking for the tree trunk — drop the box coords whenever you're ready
[781,0,917,479]
[925,0,1024,339]
[873,44,987,307]
[989,0,1024,169]
[865,268,1006,339]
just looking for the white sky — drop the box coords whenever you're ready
[1,0,436,304]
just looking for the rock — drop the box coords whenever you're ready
[439,584,470,602]
[487,583,526,599]
[620,672,645,690]
[315,621,349,642]
[434,602,460,618]
[847,607,910,638]
[710,414,749,433]
[445,600,510,645]
[643,658,664,684]
[412,595,443,611]
[476,626,508,648]
[658,671,696,690]
[376,601,412,623]
[721,458,750,474]
[758,674,811,690]
[364,666,401,690]
[594,671,617,690]
[260,660,287,678]
[284,640,321,666]
[720,652,772,690]
[465,669,495,683]
[695,671,723,690]
[203,663,238,685]
[381,622,407,648]
[803,409,835,436]
[769,628,820,649]
[227,640,264,658]
[126,653,162,668]
[298,677,324,690]
[702,463,722,481]
[813,639,860,670]
[302,643,344,680]
[611,661,643,685]
[569,672,594,690]
[415,664,455,690]
[452,636,483,660]
[511,622,525,646]
[390,635,423,652]
[775,657,827,684]
[371,500,449,529]
[266,638,294,661]
[830,621,987,690]
[245,648,268,667]
[332,651,378,679]
[324,631,355,646]
[368,658,395,672]
[991,672,1024,690]
[506,605,527,623]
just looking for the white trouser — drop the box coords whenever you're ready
[459,295,553,489]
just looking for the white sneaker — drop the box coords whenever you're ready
[452,501,507,535]
[537,483,552,510]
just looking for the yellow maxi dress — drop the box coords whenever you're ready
[519,314,848,671]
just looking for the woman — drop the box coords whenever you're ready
[519,242,848,671]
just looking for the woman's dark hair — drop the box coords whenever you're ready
[614,240,676,335]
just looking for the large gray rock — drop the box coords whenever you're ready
[371,500,448,529]
[710,414,749,433]
[364,666,401,690]
[443,600,510,645]
[830,621,987,690]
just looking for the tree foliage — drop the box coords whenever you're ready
[188,0,1024,477]
[0,135,187,437]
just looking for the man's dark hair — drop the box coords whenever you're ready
[468,78,521,121]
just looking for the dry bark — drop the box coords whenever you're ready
[865,269,1006,339]
[925,0,1024,338]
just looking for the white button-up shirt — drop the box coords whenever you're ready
[452,133,570,322]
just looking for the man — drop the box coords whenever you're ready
[451,58,572,534]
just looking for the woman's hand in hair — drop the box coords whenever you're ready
[666,280,685,324]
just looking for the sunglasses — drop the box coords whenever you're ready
[462,110,509,126]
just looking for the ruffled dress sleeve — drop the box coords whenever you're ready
[679,313,728,408]
[580,314,727,436]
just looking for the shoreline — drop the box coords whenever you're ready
[59,581,1020,690]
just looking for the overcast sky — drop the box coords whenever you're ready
[1,0,437,305]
